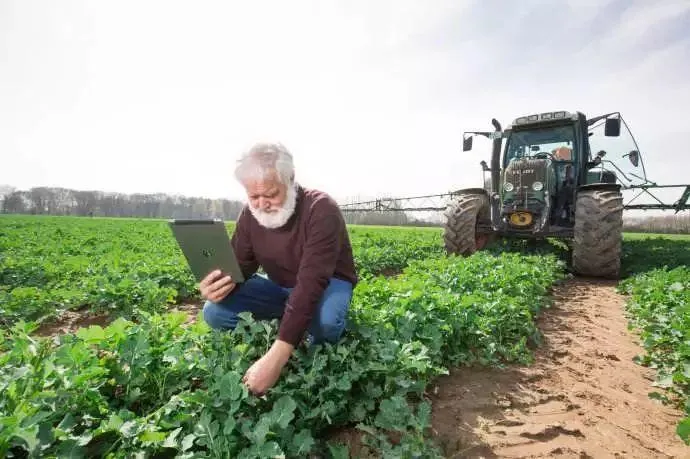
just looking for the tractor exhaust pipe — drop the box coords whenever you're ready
[489,118,502,230]
[490,118,502,195]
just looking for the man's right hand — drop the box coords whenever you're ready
[199,269,236,302]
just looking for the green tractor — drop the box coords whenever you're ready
[444,110,640,279]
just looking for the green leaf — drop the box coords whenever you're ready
[677,418,690,444]
[56,439,85,459]
[269,395,297,429]
[139,430,166,443]
[181,433,196,451]
[291,429,315,455]
[374,396,411,431]
[249,416,272,444]
[217,371,244,401]
[327,442,351,459]
[13,425,40,452]
[163,427,182,448]
[119,420,139,438]
[57,413,77,434]
[104,414,123,431]
[76,325,106,343]
[223,417,236,435]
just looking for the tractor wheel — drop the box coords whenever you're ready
[572,188,623,279]
[443,192,492,256]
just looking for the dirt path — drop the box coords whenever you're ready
[429,278,689,459]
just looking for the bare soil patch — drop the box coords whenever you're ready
[33,302,203,337]
[428,278,688,458]
[34,308,111,337]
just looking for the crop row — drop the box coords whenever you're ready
[0,250,566,457]
[619,265,690,444]
[0,216,443,327]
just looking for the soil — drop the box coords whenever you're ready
[33,302,203,337]
[428,277,689,458]
[34,308,112,337]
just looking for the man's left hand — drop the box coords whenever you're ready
[243,340,294,395]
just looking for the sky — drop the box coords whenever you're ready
[1,0,689,212]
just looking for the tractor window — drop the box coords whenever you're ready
[504,125,576,167]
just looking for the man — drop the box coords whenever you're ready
[199,142,357,395]
[552,145,573,161]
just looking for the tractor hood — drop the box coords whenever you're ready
[503,158,549,194]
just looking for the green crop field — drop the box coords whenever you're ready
[1,214,689,457]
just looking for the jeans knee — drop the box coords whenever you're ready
[315,316,346,343]
[202,301,232,330]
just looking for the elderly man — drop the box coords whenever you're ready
[199,142,357,395]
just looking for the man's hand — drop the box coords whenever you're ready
[199,270,235,302]
[243,340,294,395]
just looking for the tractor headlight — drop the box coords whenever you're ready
[504,182,514,192]
[532,181,544,191]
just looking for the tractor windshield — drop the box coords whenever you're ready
[504,125,576,166]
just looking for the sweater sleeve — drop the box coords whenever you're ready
[230,206,259,282]
[278,200,343,345]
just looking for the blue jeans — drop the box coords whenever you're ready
[202,274,353,345]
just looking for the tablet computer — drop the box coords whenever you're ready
[168,219,245,283]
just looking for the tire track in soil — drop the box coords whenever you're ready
[429,278,689,458]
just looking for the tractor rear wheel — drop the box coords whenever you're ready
[572,188,623,279]
[443,192,492,256]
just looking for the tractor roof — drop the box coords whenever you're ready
[507,111,580,130]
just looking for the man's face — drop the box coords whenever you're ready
[244,173,287,212]
[242,171,297,229]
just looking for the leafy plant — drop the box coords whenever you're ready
[619,266,690,444]
[0,229,565,457]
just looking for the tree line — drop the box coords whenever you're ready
[0,186,246,220]
[623,214,690,234]
[0,185,434,226]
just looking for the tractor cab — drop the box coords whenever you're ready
[502,122,579,225]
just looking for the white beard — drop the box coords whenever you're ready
[249,182,298,229]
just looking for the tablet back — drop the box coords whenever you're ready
[168,219,246,283]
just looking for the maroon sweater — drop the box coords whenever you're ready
[230,185,358,345]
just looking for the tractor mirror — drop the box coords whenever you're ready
[628,150,639,167]
[463,136,473,151]
[605,117,621,137]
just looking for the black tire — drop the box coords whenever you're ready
[443,193,491,256]
[572,188,623,279]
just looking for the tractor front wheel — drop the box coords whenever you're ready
[572,188,623,279]
[443,192,492,256]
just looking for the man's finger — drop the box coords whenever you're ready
[200,269,221,288]
[209,275,233,292]
[209,284,234,302]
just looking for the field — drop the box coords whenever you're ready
[1,214,689,457]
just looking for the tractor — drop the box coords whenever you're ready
[444,110,639,279]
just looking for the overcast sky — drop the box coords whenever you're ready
[1,0,689,209]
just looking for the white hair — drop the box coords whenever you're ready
[234,142,295,185]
